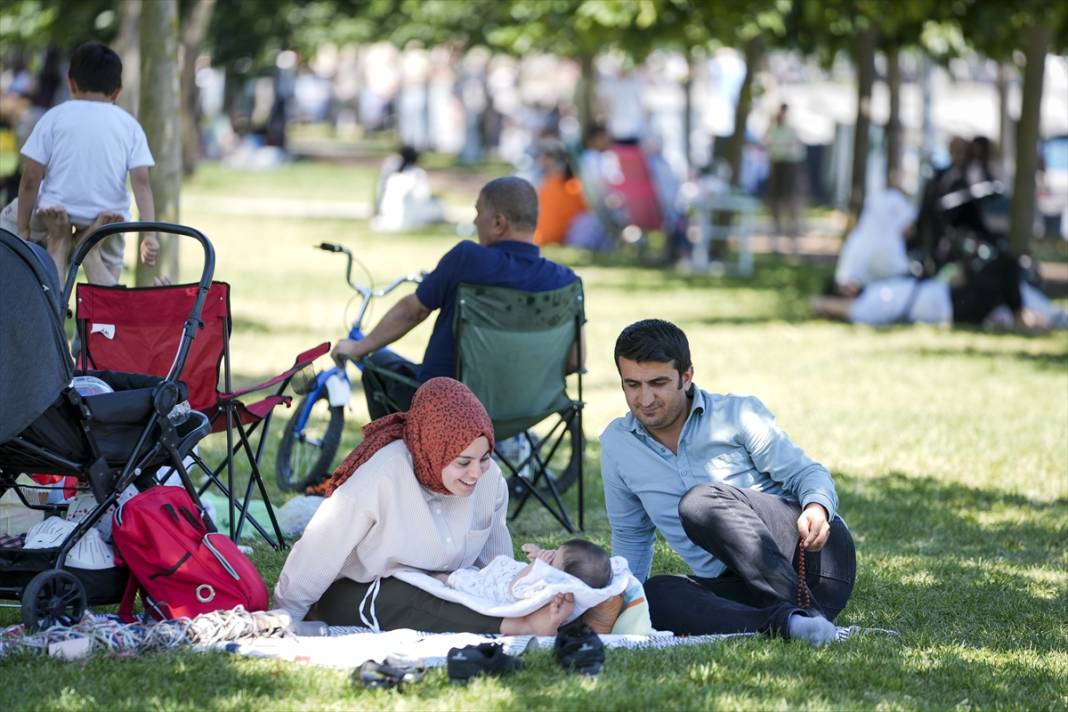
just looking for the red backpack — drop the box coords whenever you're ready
[112,486,269,621]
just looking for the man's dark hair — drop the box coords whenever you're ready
[557,539,612,589]
[614,319,692,379]
[479,176,538,233]
[68,42,122,95]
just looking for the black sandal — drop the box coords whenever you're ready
[554,622,605,675]
[353,659,426,690]
[446,642,523,683]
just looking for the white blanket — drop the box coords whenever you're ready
[213,628,748,670]
[393,556,634,624]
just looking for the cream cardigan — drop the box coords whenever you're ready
[273,439,512,620]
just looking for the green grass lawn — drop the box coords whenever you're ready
[2,160,1066,710]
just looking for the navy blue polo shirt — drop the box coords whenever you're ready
[414,239,577,382]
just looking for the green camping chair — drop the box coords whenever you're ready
[453,280,586,532]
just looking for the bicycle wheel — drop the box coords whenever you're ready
[276,391,344,491]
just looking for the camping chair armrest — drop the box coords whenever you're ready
[359,354,421,388]
[223,342,330,399]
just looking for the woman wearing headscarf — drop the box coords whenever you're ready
[274,378,573,634]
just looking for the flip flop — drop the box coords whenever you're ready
[353,659,426,690]
[554,622,605,675]
[446,642,523,684]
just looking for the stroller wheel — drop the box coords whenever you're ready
[21,570,87,631]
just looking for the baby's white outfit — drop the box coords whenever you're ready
[446,555,578,604]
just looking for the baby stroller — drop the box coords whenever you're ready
[0,223,215,629]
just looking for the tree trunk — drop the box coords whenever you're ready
[576,53,596,135]
[180,0,216,176]
[136,0,181,286]
[919,53,935,168]
[682,48,693,173]
[996,61,1015,183]
[885,45,903,189]
[849,27,876,220]
[1009,22,1050,256]
[725,35,764,187]
[115,1,141,116]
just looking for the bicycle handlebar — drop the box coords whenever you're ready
[316,241,424,330]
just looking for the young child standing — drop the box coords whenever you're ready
[4,41,158,284]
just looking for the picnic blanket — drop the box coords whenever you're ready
[0,609,890,669]
[214,626,750,670]
[216,624,887,670]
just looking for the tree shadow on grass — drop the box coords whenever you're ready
[490,638,1065,709]
[836,471,1067,654]
[908,344,1068,372]
[0,651,324,711]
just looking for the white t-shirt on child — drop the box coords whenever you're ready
[21,100,154,226]
[446,556,579,604]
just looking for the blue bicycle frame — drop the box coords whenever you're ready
[292,243,421,437]
[293,325,365,433]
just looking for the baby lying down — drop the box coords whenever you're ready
[437,539,624,633]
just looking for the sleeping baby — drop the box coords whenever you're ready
[439,539,622,633]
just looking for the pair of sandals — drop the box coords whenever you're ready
[360,623,606,688]
[445,622,606,684]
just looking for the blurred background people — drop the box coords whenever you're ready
[764,103,805,245]
[372,145,444,232]
[533,139,586,247]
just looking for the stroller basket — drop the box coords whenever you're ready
[9,372,198,468]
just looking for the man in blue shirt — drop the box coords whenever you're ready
[332,176,578,416]
[601,319,855,643]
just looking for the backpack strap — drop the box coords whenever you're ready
[118,573,141,623]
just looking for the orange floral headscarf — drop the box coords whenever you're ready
[324,377,495,496]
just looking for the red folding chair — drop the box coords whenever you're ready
[74,281,329,549]
[607,144,664,231]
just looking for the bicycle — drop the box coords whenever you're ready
[275,242,422,492]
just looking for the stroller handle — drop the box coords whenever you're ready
[63,221,216,384]
[63,221,215,301]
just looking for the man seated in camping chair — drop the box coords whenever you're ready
[331,176,587,529]
[332,176,581,407]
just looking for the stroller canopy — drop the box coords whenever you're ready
[0,229,72,443]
